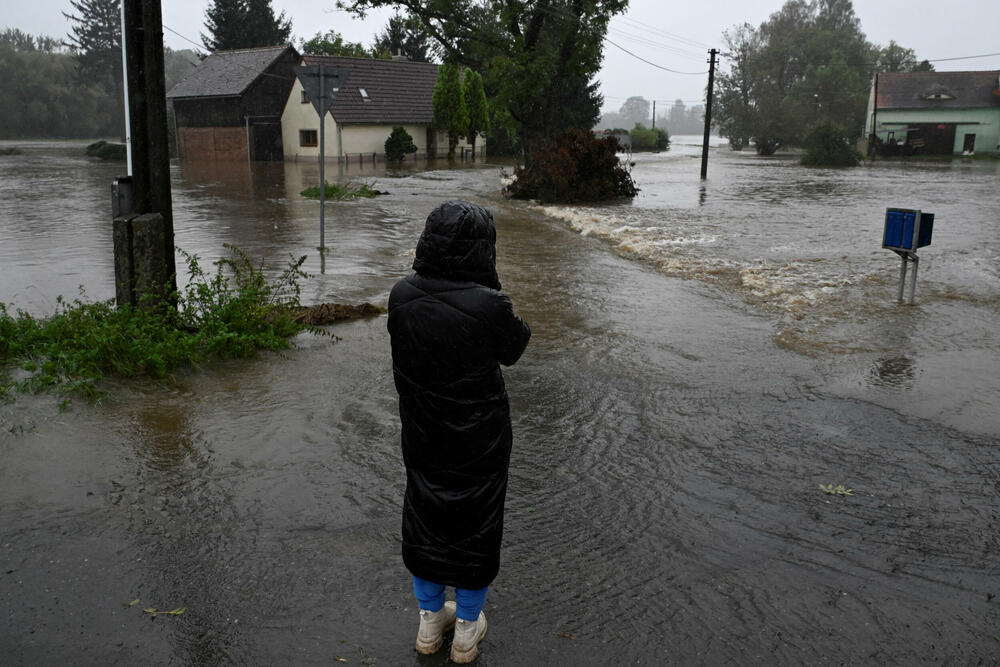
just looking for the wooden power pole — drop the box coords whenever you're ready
[700,48,718,180]
[114,0,176,308]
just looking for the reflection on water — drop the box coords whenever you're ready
[1,141,998,664]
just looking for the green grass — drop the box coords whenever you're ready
[300,181,380,200]
[0,245,322,402]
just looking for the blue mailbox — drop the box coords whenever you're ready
[883,208,934,253]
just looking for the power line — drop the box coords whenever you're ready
[605,38,708,75]
[607,26,707,61]
[163,24,204,52]
[613,16,715,51]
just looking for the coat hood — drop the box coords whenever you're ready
[412,200,501,290]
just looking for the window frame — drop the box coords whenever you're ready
[299,129,318,147]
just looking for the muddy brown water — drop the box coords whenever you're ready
[1,140,998,665]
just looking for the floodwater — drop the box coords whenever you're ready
[1,138,998,665]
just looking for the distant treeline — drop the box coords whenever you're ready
[596,97,707,136]
[0,27,198,140]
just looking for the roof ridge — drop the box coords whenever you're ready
[211,44,293,56]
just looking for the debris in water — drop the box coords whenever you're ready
[290,302,385,325]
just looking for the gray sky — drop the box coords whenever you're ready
[7,0,1000,113]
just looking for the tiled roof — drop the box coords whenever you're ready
[167,45,297,99]
[875,70,1000,110]
[301,55,440,125]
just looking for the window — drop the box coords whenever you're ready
[301,90,309,104]
[359,88,370,102]
[299,129,318,147]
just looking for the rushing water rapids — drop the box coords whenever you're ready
[1,139,998,664]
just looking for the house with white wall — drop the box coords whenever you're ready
[281,55,480,162]
[865,70,1000,155]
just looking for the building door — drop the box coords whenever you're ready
[963,133,976,153]
[426,127,437,159]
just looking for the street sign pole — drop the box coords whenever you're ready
[294,64,344,255]
[319,63,325,251]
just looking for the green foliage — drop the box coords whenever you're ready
[0,246,312,400]
[432,62,468,158]
[371,13,433,62]
[506,127,638,204]
[300,181,380,199]
[0,41,116,139]
[300,29,370,57]
[715,0,927,155]
[618,96,651,128]
[63,0,124,140]
[463,69,489,157]
[629,123,670,151]
[85,140,126,161]
[384,126,418,162]
[202,0,292,51]
[876,40,935,73]
[337,0,628,157]
[1,28,64,53]
[800,121,862,166]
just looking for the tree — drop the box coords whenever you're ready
[202,0,292,52]
[372,13,433,62]
[800,120,861,166]
[384,126,418,162]
[618,96,651,128]
[336,0,628,160]
[463,69,489,158]
[63,0,124,140]
[714,0,926,155]
[505,127,637,203]
[877,40,935,73]
[0,33,114,139]
[432,62,468,158]
[300,30,369,57]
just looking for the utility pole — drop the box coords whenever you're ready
[700,48,718,180]
[869,72,879,157]
[651,100,656,130]
[114,0,176,309]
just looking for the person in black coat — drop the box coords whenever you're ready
[387,200,531,661]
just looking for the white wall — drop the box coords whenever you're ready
[281,78,484,160]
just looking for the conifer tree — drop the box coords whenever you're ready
[62,0,124,140]
[432,62,468,159]
[202,0,292,52]
[463,69,489,159]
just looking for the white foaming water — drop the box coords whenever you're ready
[531,144,1000,361]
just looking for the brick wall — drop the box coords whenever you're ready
[177,127,247,161]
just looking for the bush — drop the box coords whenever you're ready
[801,121,862,167]
[1,246,316,400]
[300,181,381,200]
[85,140,126,161]
[384,126,417,162]
[630,123,670,151]
[505,127,639,204]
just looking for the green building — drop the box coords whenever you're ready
[865,70,1000,155]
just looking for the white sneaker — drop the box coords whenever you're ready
[415,600,456,654]
[449,611,487,663]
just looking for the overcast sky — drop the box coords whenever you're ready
[7,0,1000,113]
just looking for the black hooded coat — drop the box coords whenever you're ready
[387,201,531,589]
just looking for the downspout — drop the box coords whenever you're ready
[869,73,879,157]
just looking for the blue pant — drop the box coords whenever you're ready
[412,575,488,622]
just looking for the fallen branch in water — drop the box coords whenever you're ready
[289,302,385,325]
